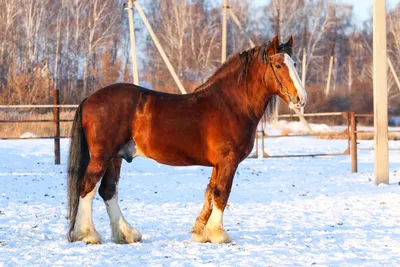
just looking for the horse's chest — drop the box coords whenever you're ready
[231,125,257,159]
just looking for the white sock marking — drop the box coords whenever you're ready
[207,208,223,229]
[105,191,141,243]
[75,185,98,235]
[106,196,124,224]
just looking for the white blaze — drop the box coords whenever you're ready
[284,54,307,104]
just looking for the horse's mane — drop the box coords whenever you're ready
[194,45,262,92]
[193,41,292,119]
[194,41,292,93]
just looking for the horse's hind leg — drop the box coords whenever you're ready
[71,156,108,244]
[99,159,142,244]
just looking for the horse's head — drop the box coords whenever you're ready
[259,36,307,110]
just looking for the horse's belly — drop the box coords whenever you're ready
[134,138,212,167]
[142,149,212,167]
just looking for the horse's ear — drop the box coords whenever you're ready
[286,35,294,48]
[268,35,279,56]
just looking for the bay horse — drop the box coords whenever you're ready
[67,35,307,244]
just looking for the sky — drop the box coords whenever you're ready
[339,0,400,22]
[253,0,400,25]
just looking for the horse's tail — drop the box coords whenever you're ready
[67,99,89,241]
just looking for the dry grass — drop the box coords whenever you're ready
[0,110,75,138]
[315,131,400,140]
[277,126,400,141]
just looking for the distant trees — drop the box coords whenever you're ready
[0,0,399,115]
[143,0,222,93]
[387,6,400,98]
[0,0,124,104]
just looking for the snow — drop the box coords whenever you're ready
[19,132,39,138]
[0,137,399,266]
[268,120,334,135]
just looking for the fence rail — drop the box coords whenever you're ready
[0,119,73,123]
[249,112,352,162]
[353,114,400,161]
[0,104,78,108]
[0,90,75,164]
[1,94,399,171]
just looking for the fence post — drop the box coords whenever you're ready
[249,131,259,158]
[261,130,269,158]
[52,89,61,165]
[350,112,357,172]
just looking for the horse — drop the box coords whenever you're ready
[67,35,307,244]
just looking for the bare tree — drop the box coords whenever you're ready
[82,0,118,94]
[265,0,303,40]
[0,0,19,90]
[387,4,400,95]
[20,0,48,66]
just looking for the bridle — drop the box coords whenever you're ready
[267,53,292,102]
[258,43,296,102]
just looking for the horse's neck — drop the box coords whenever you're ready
[215,73,272,122]
[241,68,273,121]
[198,58,272,122]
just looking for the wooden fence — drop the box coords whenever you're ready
[0,90,398,172]
[0,90,77,164]
[250,112,356,171]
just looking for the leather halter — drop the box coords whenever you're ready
[267,53,292,102]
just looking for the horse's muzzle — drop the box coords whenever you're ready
[289,95,306,110]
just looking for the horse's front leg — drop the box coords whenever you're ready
[191,168,216,242]
[193,153,239,243]
[99,159,142,244]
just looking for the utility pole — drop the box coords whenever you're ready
[348,57,352,93]
[325,56,334,96]
[221,0,228,63]
[373,0,388,184]
[301,48,306,114]
[125,0,139,85]
[388,57,400,91]
[301,19,307,114]
[132,0,187,94]
[228,8,254,48]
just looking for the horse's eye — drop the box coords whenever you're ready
[275,65,282,69]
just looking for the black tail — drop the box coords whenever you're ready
[67,99,89,241]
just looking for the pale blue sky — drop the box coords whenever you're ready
[253,0,399,25]
[338,0,399,22]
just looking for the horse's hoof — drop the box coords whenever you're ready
[122,228,142,244]
[112,223,142,244]
[191,231,208,243]
[70,229,102,244]
[82,232,102,244]
[191,222,208,243]
[206,227,231,244]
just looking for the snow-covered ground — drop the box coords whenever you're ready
[0,137,399,266]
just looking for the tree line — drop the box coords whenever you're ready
[0,0,399,114]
